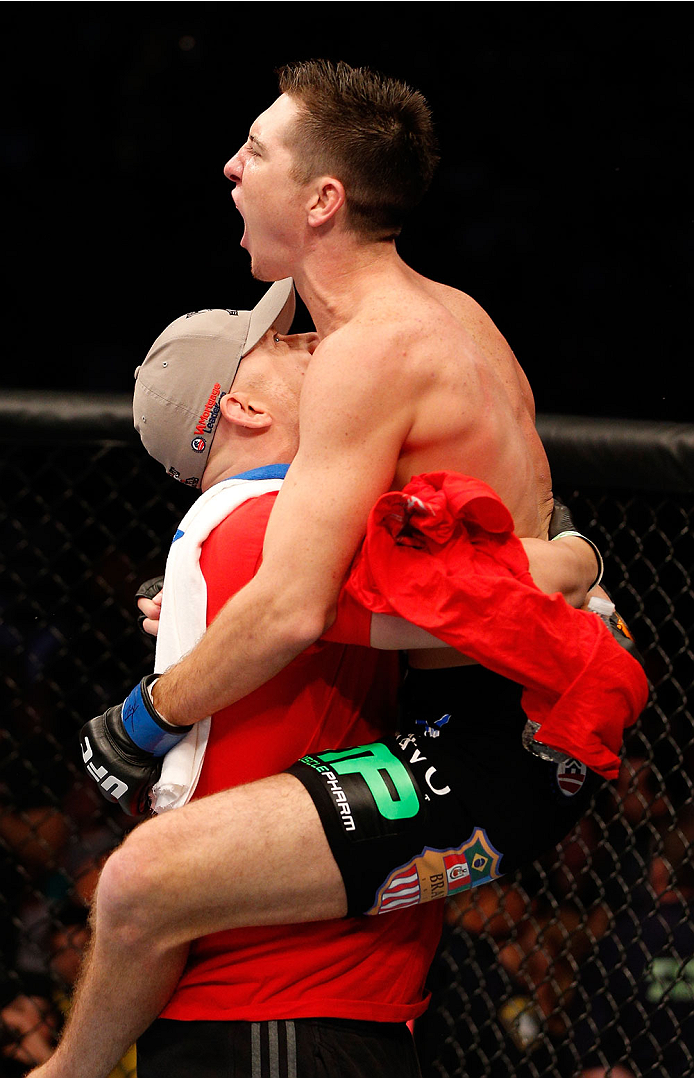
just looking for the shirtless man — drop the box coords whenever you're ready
[29,61,641,1078]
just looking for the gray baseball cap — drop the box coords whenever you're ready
[133,278,295,488]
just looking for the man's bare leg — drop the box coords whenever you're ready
[28,774,347,1078]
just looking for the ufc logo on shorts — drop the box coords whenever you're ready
[81,736,129,800]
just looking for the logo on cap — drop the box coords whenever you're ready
[191,436,206,453]
[194,383,223,441]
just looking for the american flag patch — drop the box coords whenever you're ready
[375,864,422,912]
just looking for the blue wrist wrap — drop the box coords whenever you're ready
[121,680,187,757]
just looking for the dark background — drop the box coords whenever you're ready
[2,4,691,421]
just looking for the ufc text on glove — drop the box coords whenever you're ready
[80,674,192,815]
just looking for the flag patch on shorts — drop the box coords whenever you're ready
[368,829,502,914]
[556,757,587,796]
[374,865,422,912]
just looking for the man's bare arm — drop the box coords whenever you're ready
[82,333,415,816]
[137,534,599,646]
[152,330,417,725]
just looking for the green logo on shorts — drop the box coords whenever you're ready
[307,743,420,820]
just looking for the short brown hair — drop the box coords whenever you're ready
[277,59,439,240]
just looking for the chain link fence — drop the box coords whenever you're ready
[1,394,692,1077]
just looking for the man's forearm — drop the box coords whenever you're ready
[522,534,599,608]
[152,578,325,726]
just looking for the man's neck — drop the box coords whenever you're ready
[202,446,292,492]
[293,238,405,338]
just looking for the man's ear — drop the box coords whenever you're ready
[219,391,273,430]
[306,176,346,228]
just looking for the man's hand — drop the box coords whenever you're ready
[135,576,164,638]
[80,675,192,815]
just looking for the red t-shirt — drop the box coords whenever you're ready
[160,490,443,1024]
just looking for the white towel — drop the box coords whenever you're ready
[151,476,284,813]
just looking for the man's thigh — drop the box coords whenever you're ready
[123,774,348,942]
[137,1016,422,1078]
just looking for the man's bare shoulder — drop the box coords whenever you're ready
[311,281,478,383]
[414,274,515,354]
[414,273,537,415]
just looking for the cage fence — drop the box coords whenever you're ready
[1,397,692,1078]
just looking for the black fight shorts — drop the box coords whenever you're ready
[287,665,602,916]
[137,1016,422,1078]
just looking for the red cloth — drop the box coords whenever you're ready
[160,491,442,1024]
[346,472,649,780]
[323,583,372,646]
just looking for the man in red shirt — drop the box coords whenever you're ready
[127,285,443,1077]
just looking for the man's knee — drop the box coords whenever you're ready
[94,822,173,946]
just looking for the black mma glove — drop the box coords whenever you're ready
[548,497,577,541]
[80,674,192,816]
[548,497,604,590]
[135,575,165,638]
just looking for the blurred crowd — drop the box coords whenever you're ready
[0,544,152,1077]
